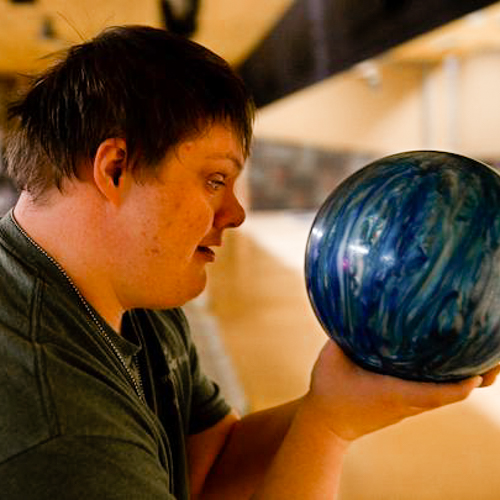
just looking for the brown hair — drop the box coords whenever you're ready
[5,25,255,199]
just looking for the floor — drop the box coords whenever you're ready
[189,210,500,499]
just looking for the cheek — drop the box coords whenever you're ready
[188,211,213,236]
[182,199,215,238]
[152,204,214,258]
[143,234,162,256]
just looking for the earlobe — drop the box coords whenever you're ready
[93,138,129,205]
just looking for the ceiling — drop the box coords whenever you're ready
[0,0,293,74]
[387,1,500,64]
[0,0,499,76]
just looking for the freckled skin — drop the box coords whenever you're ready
[108,124,246,311]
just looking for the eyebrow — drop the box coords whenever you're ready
[206,153,244,171]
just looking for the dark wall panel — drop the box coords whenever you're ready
[238,0,498,107]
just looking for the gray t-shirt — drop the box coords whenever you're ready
[0,211,231,499]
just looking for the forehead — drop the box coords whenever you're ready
[179,123,245,166]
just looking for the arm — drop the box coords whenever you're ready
[188,399,302,499]
[190,341,491,499]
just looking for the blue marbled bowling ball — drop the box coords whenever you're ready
[305,150,500,382]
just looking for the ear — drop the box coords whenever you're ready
[93,138,131,205]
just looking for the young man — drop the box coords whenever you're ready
[0,25,496,499]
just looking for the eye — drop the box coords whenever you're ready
[207,173,227,191]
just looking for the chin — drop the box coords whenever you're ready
[187,275,208,302]
[152,275,208,309]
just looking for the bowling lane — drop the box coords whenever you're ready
[206,215,326,411]
[240,210,316,272]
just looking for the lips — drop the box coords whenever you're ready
[197,246,215,260]
[197,235,221,261]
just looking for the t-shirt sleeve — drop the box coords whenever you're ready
[171,308,232,435]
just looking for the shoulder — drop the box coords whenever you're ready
[0,230,39,337]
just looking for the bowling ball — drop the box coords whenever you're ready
[305,150,500,382]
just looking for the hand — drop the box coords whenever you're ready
[304,341,487,443]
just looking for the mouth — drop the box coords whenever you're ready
[196,246,216,261]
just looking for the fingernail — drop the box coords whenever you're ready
[473,376,483,388]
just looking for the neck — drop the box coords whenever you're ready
[14,190,125,332]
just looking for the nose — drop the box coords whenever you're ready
[215,190,246,229]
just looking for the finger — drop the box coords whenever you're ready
[479,364,500,387]
[395,375,483,410]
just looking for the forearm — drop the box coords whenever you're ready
[199,397,348,499]
[199,398,302,499]
[251,400,348,499]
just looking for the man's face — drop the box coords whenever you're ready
[110,123,246,310]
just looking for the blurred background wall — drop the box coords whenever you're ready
[250,4,500,209]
